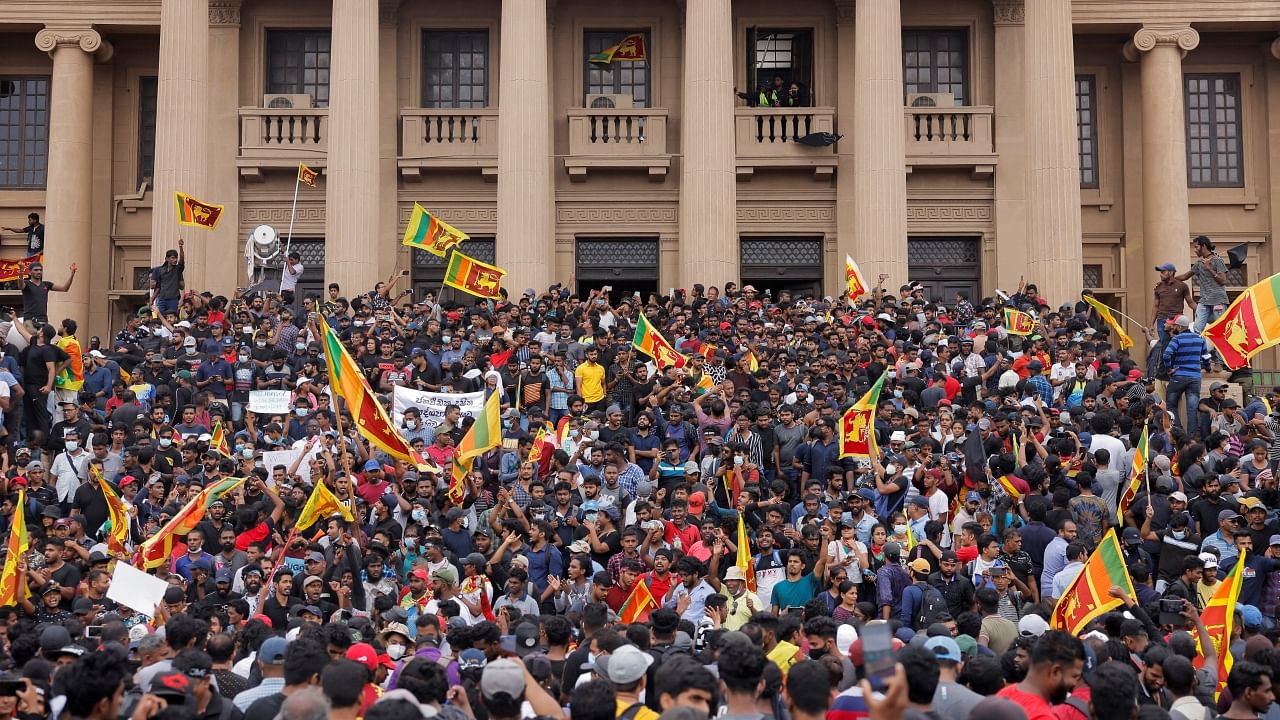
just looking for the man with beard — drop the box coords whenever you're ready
[996,630,1085,720]
[213,527,248,577]
[237,565,264,616]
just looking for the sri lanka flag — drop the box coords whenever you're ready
[402,203,467,257]
[1203,272,1280,370]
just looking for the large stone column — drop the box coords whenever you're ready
[496,0,554,292]
[1024,0,1083,302]
[1130,25,1199,278]
[852,0,908,283]
[151,0,209,279]
[992,0,1029,291]
[35,27,103,329]
[677,0,738,288]
[206,0,242,295]
[324,0,381,294]
[833,0,856,295]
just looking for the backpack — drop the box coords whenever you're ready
[913,580,948,630]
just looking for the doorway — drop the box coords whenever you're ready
[575,238,659,301]
[740,237,825,301]
[907,237,981,304]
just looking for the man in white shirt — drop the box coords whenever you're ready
[51,428,90,503]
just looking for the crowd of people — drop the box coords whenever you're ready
[0,233,1277,720]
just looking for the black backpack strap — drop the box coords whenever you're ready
[1063,696,1090,718]
[619,703,647,720]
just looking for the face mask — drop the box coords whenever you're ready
[256,341,266,349]
[185,347,197,355]
[295,343,306,351]
[242,448,254,460]
[159,438,172,448]
[589,430,600,441]
[1172,531,1186,540]
[502,420,513,430]
[238,354,249,363]
[386,643,406,661]
[570,429,580,438]
[411,509,427,523]
[295,408,307,417]
[893,524,908,536]
[65,441,79,452]
[405,537,418,549]
[893,389,903,398]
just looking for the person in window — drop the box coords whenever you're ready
[783,82,807,107]
[4,213,44,256]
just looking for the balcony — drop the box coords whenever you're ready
[904,106,997,178]
[565,108,671,181]
[399,109,499,181]
[238,108,328,182]
[734,107,838,179]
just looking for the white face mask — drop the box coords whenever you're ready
[256,341,267,349]
[159,438,172,448]
[65,441,79,452]
[893,524,908,536]
[386,643,406,660]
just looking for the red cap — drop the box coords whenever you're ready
[410,568,429,581]
[251,614,274,629]
[10,476,26,487]
[346,642,379,672]
[376,653,396,669]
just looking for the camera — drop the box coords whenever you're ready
[1159,598,1185,614]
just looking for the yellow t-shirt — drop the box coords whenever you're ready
[616,699,661,720]
[575,361,606,403]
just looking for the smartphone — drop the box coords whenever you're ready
[0,680,22,697]
[862,622,896,693]
[1159,598,1185,614]
[85,625,103,639]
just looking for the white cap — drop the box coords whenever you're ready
[1198,552,1219,569]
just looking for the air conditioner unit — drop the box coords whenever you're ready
[906,93,955,108]
[585,93,633,109]
[262,94,313,109]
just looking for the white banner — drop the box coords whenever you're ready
[392,386,485,427]
[107,561,169,618]
[262,445,325,484]
[248,390,293,415]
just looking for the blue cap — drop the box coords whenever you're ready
[1155,263,1177,272]
[965,491,981,503]
[259,637,288,664]
[857,487,877,501]
[363,459,383,472]
[1240,605,1264,628]
[582,500,600,512]
[924,636,962,663]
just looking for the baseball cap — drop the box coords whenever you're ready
[1219,509,1244,522]
[346,642,385,673]
[909,558,931,575]
[1198,552,1219,569]
[1121,527,1141,545]
[149,671,192,702]
[1155,263,1176,272]
[511,622,540,657]
[480,658,526,700]
[593,644,654,685]
[924,636,963,663]
[1018,614,1049,638]
[259,636,288,664]
[1240,497,1265,511]
[1170,491,1188,503]
[459,648,487,672]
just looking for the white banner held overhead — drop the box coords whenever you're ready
[106,560,169,618]
[248,390,293,415]
[391,387,485,426]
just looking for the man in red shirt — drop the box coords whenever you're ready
[605,559,647,614]
[998,630,1085,720]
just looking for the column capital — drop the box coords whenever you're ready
[1131,23,1200,55]
[992,0,1024,27]
[834,0,854,25]
[209,0,242,27]
[378,0,400,27]
[35,26,104,55]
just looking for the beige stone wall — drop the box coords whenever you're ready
[0,0,1279,373]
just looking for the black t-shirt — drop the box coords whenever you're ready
[72,482,109,539]
[21,280,52,319]
[25,223,44,255]
[24,343,68,388]
[589,529,621,568]
[243,693,285,720]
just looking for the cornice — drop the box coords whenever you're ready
[209,0,243,27]
[991,0,1024,27]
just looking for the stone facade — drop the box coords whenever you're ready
[0,0,1275,361]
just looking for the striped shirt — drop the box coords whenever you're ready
[1162,332,1208,378]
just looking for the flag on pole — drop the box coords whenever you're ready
[402,203,468,256]
[1081,294,1134,350]
[1050,529,1135,635]
[0,490,28,607]
[1117,427,1148,524]
[174,192,224,229]
[745,350,759,373]
[1004,308,1036,335]
[0,255,41,284]
[138,477,247,570]
[527,426,550,465]
[320,317,424,464]
[839,370,888,460]
[94,466,131,556]
[210,419,232,459]
[618,578,658,623]
[297,162,318,187]
[296,479,354,531]
[701,344,717,361]
[845,255,868,302]
[456,390,502,461]
[448,456,470,506]
[1198,550,1245,699]
[442,251,505,299]
[1202,272,1280,370]
[905,524,918,551]
[589,33,647,65]
[632,313,688,370]
[736,513,757,592]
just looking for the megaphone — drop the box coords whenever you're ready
[1226,243,1248,270]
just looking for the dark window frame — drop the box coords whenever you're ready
[137,75,158,186]
[583,30,651,108]
[746,28,816,105]
[421,29,490,109]
[265,29,332,108]
[0,77,50,189]
[1076,74,1098,189]
[1185,73,1243,188]
[902,29,968,106]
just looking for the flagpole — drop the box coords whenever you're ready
[284,171,301,258]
